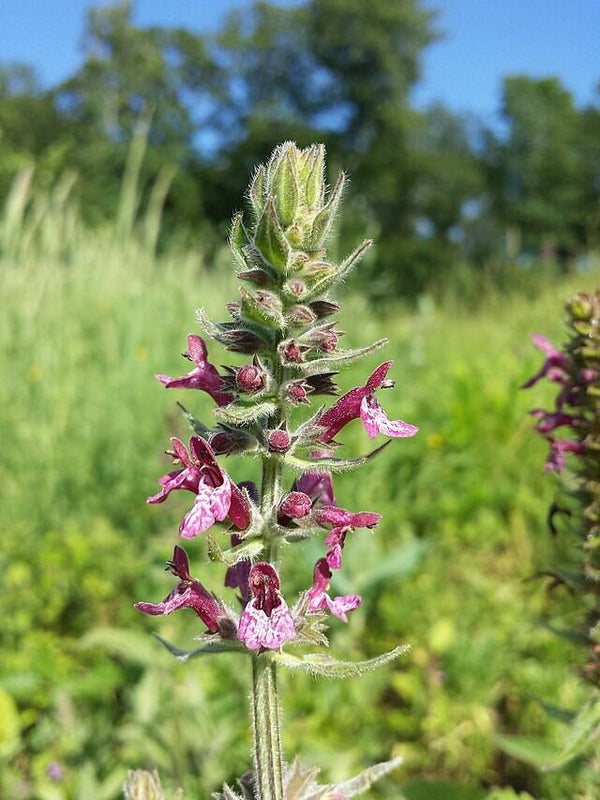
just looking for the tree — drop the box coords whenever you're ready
[487,76,584,260]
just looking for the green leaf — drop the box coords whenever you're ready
[176,401,213,437]
[295,339,389,376]
[153,634,243,661]
[285,440,392,473]
[302,144,325,210]
[304,239,372,298]
[272,644,410,679]
[330,756,403,798]
[215,400,278,426]
[495,734,564,770]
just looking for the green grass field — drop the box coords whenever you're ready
[2,216,599,799]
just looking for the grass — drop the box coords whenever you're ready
[2,187,600,798]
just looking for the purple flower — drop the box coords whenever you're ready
[317,362,419,442]
[147,436,251,538]
[237,563,296,650]
[314,505,381,569]
[135,546,228,634]
[156,334,233,406]
[544,437,586,472]
[47,762,64,783]
[530,408,580,434]
[294,470,336,506]
[521,334,571,390]
[224,533,252,603]
[306,559,361,622]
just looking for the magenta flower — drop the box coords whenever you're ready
[306,558,361,622]
[314,505,381,568]
[156,334,233,406]
[521,334,571,390]
[135,546,227,633]
[237,563,296,650]
[224,533,252,602]
[544,437,586,472]
[530,409,581,434]
[147,436,251,538]
[317,361,419,442]
[294,470,336,506]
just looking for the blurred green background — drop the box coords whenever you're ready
[1,1,599,798]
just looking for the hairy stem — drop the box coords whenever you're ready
[251,653,284,800]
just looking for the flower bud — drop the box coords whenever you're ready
[236,364,265,392]
[284,381,311,404]
[283,278,308,299]
[288,305,317,325]
[279,491,313,520]
[268,427,292,453]
[279,339,310,364]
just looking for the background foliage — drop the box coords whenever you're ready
[2,1,600,798]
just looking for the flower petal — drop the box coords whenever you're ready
[238,598,296,650]
[179,476,232,538]
[360,396,419,439]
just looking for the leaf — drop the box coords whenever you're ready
[494,734,565,771]
[153,634,243,661]
[326,756,403,799]
[304,239,372,298]
[294,339,388,376]
[176,402,213,437]
[207,533,264,566]
[215,400,279,426]
[285,441,392,473]
[272,644,410,679]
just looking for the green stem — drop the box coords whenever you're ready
[251,653,284,800]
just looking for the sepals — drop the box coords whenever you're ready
[268,141,300,228]
[309,170,346,250]
[253,196,291,271]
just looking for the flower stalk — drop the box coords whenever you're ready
[133,142,419,799]
[252,654,284,800]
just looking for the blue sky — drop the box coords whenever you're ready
[1,0,598,126]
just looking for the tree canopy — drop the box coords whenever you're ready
[0,0,598,297]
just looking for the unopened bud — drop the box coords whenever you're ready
[279,491,312,520]
[268,428,292,453]
[285,382,310,404]
[236,364,265,392]
[280,339,309,364]
[288,305,317,325]
[284,278,308,299]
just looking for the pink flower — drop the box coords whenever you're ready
[317,362,418,442]
[530,409,580,434]
[306,559,361,622]
[521,334,571,390]
[294,470,336,506]
[135,546,228,633]
[238,563,296,650]
[156,334,233,406]
[544,437,586,472]
[147,436,251,538]
[314,505,381,568]
[224,533,252,603]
